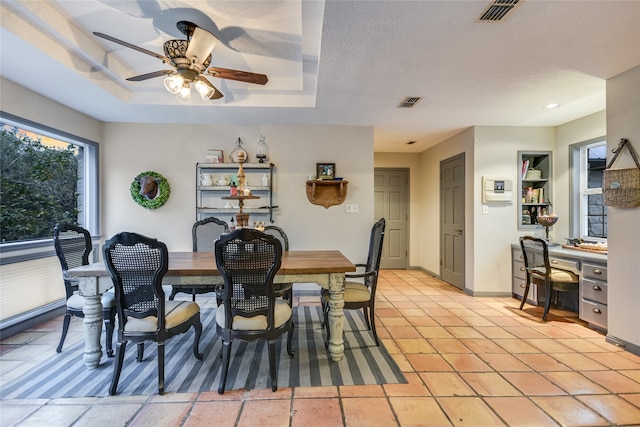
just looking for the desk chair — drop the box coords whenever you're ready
[214,229,294,394]
[104,232,203,395]
[519,236,579,321]
[53,223,116,356]
[322,218,385,346]
[169,217,228,301]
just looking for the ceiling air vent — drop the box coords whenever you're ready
[477,0,521,22]
[398,97,422,108]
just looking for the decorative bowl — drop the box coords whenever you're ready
[536,215,558,227]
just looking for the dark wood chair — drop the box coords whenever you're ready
[263,225,293,306]
[169,217,228,301]
[53,223,116,356]
[322,218,385,346]
[214,228,294,394]
[103,232,203,395]
[519,236,579,321]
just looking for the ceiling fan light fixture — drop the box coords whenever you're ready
[176,84,192,104]
[194,80,215,100]
[164,74,183,94]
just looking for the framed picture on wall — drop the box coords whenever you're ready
[206,149,224,164]
[317,163,336,180]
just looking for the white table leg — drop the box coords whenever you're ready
[78,276,109,370]
[326,272,345,361]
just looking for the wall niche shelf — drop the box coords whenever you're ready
[306,180,348,208]
[518,151,552,230]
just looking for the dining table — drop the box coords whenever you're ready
[67,250,356,369]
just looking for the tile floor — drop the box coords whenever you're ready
[1,270,640,426]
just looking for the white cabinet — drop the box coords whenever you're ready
[518,151,552,230]
[196,163,275,223]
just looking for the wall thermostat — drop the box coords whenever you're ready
[482,177,513,203]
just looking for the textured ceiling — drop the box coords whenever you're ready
[1,0,639,153]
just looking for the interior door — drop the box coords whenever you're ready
[374,168,408,269]
[440,154,465,289]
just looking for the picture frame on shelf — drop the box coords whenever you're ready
[317,163,336,180]
[205,150,224,164]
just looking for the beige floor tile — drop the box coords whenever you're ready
[339,384,384,397]
[503,326,549,339]
[492,338,540,354]
[74,403,143,427]
[342,397,397,426]
[11,403,90,427]
[236,399,291,427]
[477,353,532,372]
[415,326,455,339]
[128,402,192,427]
[515,353,572,371]
[577,394,640,425]
[458,338,507,354]
[549,352,608,371]
[379,317,411,327]
[291,398,342,427]
[406,353,453,372]
[467,326,515,339]
[523,338,575,353]
[440,353,493,372]
[584,351,640,369]
[444,326,486,339]
[542,371,609,395]
[620,369,640,383]
[293,385,338,398]
[428,339,471,354]
[420,372,475,397]
[531,396,608,426]
[581,370,640,393]
[501,372,567,396]
[554,338,610,353]
[436,396,505,426]
[385,326,422,339]
[620,393,640,407]
[0,402,45,426]
[484,396,560,427]
[432,316,469,327]
[459,372,521,396]
[458,316,498,327]
[184,401,243,427]
[389,397,451,426]
[395,338,436,354]
[406,316,440,327]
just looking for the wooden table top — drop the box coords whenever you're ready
[68,250,356,277]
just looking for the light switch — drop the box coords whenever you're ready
[346,203,359,213]
[482,205,489,215]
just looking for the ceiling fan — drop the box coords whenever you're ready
[93,21,268,103]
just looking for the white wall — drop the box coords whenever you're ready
[101,123,374,262]
[606,65,640,350]
[473,127,555,294]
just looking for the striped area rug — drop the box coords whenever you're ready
[0,306,406,399]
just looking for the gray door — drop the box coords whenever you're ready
[440,154,465,289]
[374,168,408,269]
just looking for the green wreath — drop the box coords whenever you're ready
[130,171,171,209]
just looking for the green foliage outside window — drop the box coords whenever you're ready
[1,126,79,242]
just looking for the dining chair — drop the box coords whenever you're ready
[214,228,294,394]
[519,236,579,321]
[103,232,203,395]
[322,218,385,346]
[53,223,116,356]
[169,216,228,301]
[263,225,293,307]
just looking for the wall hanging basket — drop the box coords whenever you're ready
[603,138,640,208]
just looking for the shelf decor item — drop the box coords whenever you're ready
[536,214,558,245]
[316,163,335,180]
[229,138,248,163]
[256,134,268,163]
[205,150,223,164]
[130,171,171,209]
[603,138,640,208]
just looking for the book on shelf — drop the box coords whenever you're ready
[521,160,530,180]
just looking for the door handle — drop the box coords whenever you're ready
[454,229,463,235]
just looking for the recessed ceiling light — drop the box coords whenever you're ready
[545,103,560,109]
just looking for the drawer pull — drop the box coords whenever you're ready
[551,259,558,264]
[519,255,524,260]
[592,285,602,291]
[592,269,602,275]
[520,267,525,272]
[593,308,602,314]
[520,283,526,288]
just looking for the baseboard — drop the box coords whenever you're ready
[0,302,65,340]
[408,266,440,279]
[605,334,640,357]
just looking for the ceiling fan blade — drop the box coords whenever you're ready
[126,70,174,81]
[93,32,170,63]
[207,67,268,85]
[185,27,218,67]
[196,76,223,100]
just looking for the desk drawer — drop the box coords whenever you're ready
[583,263,607,281]
[580,299,607,330]
[581,278,607,305]
[513,259,526,280]
[549,256,579,273]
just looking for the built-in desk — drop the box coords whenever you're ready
[511,243,608,331]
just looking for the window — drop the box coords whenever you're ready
[570,138,607,240]
[0,112,99,259]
